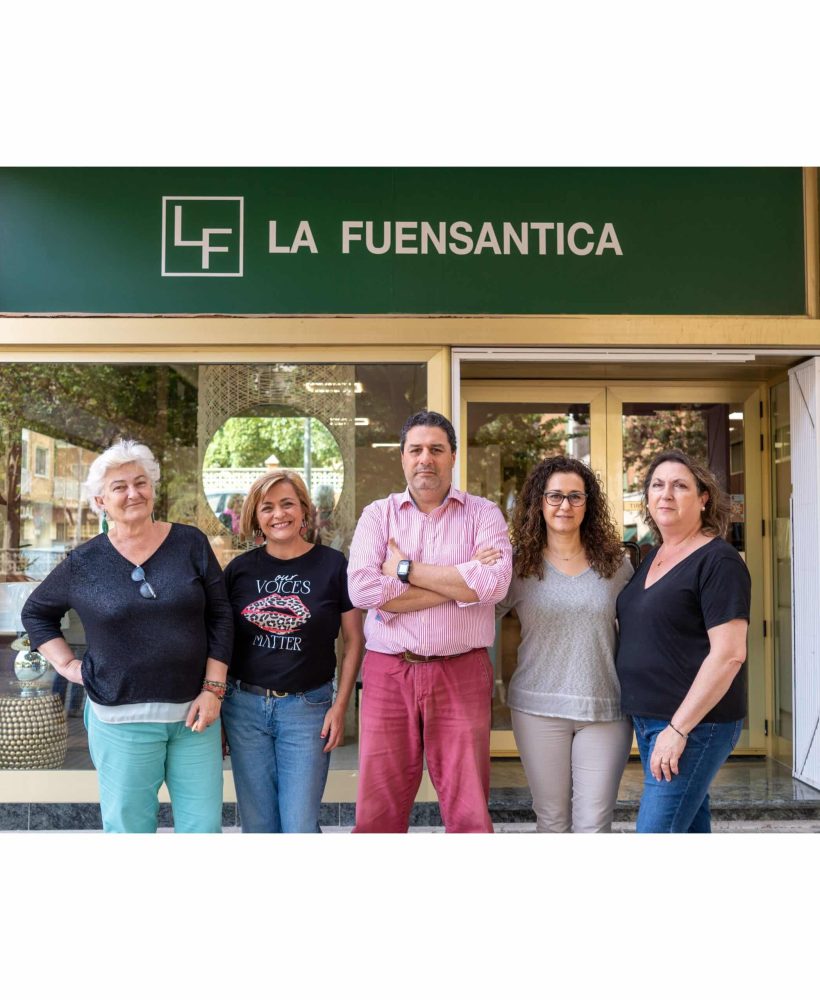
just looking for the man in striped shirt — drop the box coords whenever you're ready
[347,410,512,832]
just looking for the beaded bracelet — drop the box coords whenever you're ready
[669,721,688,740]
[202,681,226,701]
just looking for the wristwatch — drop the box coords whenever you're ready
[397,559,412,584]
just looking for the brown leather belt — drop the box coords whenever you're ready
[396,650,474,663]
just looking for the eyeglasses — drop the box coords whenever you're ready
[131,565,157,599]
[542,491,587,507]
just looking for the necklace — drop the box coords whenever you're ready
[547,546,585,562]
[655,528,702,567]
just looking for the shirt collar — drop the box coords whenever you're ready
[397,484,466,510]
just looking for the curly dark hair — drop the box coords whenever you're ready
[640,449,731,543]
[511,455,625,580]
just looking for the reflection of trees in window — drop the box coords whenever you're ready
[622,409,708,493]
[0,364,198,556]
[204,413,341,470]
[203,413,345,544]
[475,413,584,485]
[468,412,590,516]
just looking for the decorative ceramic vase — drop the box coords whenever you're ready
[11,634,53,697]
[0,694,68,769]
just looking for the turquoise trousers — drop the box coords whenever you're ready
[85,699,223,833]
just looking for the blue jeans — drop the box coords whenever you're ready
[632,715,743,833]
[84,699,223,833]
[221,679,333,833]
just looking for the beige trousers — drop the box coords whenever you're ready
[511,710,633,833]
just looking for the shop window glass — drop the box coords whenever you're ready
[0,361,426,772]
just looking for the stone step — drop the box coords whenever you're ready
[310,793,820,829]
[317,818,820,833]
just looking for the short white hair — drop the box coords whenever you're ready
[84,439,161,515]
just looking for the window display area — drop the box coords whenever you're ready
[0,361,426,772]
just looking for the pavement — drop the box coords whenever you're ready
[318,819,820,833]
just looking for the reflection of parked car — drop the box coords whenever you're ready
[206,492,245,533]
[206,492,233,516]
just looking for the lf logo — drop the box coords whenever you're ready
[161,196,244,277]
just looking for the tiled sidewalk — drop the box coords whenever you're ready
[4,757,819,831]
[316,818,820,834]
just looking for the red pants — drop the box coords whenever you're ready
[353,648,494,833]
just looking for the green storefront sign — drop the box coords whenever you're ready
[0,167,806,315]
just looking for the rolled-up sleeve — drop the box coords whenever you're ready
[495,575,519,620]
[347,502,405,615]
[454,502,513,607]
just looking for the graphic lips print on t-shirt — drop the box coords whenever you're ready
[241,594,311,635]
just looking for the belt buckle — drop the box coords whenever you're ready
[270,689,288,698]
[402,651,425,663]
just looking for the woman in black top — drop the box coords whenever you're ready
[21,439,233,833]
[616,449,750,833]
[222,470,363,833]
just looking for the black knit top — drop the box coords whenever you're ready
[21,524,233,707]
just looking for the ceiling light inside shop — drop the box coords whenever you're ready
[729,412,743,421]
[305,381,363,394]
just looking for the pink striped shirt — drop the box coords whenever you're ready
[347,485,512,656]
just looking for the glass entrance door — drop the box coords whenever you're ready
[461,383,606,754]
[462,381,765,755]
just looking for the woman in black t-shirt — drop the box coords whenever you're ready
[221,471,363,833]
[616,449,750,833]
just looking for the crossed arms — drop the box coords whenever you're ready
[347,499,512,619]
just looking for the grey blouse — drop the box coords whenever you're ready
[497,556,633,722]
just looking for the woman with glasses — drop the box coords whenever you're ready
[498,455,633,832]
[21,439,233,833]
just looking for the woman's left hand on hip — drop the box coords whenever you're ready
[186,690,222,733]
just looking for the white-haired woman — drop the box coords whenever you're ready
[21,439,233,833]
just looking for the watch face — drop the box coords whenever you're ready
[398,559,410,581]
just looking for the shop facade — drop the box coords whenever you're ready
[1,167,819,820]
